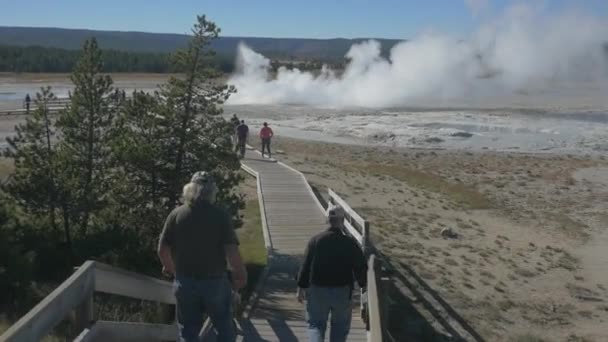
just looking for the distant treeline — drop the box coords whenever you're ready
[0,45,236,73]
[0,44,349,74]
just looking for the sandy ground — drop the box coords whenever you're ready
[265,136,608,341]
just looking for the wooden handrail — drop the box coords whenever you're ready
[366,255,383,342]
[239,162,273,319]
[22,98,71,108]
[94,262,175,305]
[0,261,96,342]
[327,188,369,247]
[0,261,175,342]
[328,188,366,230]
[0,107,64,116]
[0,96,129,116]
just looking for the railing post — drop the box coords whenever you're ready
[73,292,93,336]
[159,303,175,325]
[362,221,370,256]
[379,276,391,339]
[361,294,369,330]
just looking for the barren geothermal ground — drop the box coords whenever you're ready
[267,136,608,341]
[225,90,608,340]
[223,81,608,156]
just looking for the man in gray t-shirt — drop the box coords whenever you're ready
[158,171,247,342]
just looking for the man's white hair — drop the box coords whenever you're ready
[182,182,217,206]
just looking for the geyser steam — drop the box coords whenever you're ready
[228,4,608,107]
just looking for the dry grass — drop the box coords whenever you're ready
[514,267,537,278]
[349,163,492,209]
[546,213,590,240]
[237,175,268,305]
[554,252,579,271]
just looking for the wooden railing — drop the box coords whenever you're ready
[1,96,129,116]
[238,161,273,319]
[22,98,72,109]
[0,261,176,342]
[327,188,390,342]
[0,98,71,116]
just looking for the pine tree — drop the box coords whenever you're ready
[158,15,241,208]
[4,86,61,234]
[2,17,244,282]
[1,86,80,267]
[0,194,36,313]
[109,91,166,227]
[110,16,243,229]
[104,16,245,273]
[55,38,120,236]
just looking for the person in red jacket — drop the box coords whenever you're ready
[259,122,274,158]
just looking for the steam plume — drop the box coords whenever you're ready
[228,4,608,107]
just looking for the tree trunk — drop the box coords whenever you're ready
[43,102,59,233]
[170,47,201,205]
[62,200,75,263]
[80,100,96,233]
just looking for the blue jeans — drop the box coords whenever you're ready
[174,275,236,342]
[306,286,353,342]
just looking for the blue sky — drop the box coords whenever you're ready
[1,0,606,39]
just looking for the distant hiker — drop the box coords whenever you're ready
[230,114,240,130]
[259,122,274,158]
[235,120,249,158]
[24,94,31,113]
[230,114,240,144]
[297,204,367,342]
[158,171,247,342]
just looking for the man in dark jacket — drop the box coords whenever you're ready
[297,204,367,342]
[24,93,31,113]
[235,120,249,158]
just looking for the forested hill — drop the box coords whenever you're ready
[0,26,402,61]
[0,45,228,73]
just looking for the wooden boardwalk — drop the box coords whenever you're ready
[232,149,368,341]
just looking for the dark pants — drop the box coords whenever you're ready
[261,138,271,157]
[236,137,246,157]
[174,275,236,342]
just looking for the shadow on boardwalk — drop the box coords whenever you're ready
[238,318,307,342]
